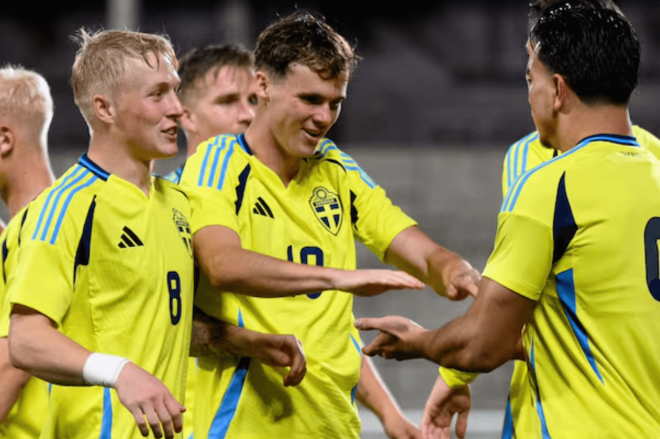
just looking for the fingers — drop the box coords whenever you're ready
[153,399,174,439]
[386,271,425,290]
[455,409,469,439]
[354,317,383,331]
[142,403,164,438]
[128,405,150,437]
[283,338,306,387]
[164,396,186,434]
[361,331,396,357]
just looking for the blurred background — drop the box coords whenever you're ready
[3,0,659,437]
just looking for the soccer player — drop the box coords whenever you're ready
[164,44,291,439]
[164,44,257,184]
[357,4,660,439]
[7,30,194,439]
[179,11,480,439]
[0,65,56,438]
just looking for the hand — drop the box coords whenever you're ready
[355,316,426,360]
[242,332,307,387]
[421,375,471,439]
[383,412,423,439]
[335,270,425,297]
[441,259,480,301]
[115,362,185,438]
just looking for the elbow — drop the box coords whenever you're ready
[7,330,29,371]
[446,341,514,373]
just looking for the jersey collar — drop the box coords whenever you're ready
[577,133,640,148]
[78,153,110,181]
[237,134,253,155]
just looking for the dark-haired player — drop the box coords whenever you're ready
[179,11,479,439]
[357,4,660,439]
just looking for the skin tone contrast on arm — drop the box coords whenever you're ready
[356,277,534,372]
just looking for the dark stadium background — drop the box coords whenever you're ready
[3,1,659,437]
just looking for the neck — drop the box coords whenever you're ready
[244,117,301,186]
[185,133,203,158]
[87,132,152,196]
[555,105,633,153]
[1,149,55,218]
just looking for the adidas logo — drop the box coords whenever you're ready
[118,226,144,248]
[252,197,274,218]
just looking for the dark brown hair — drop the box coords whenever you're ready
[254,11,360,80]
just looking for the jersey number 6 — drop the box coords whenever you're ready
[287,245,324,299]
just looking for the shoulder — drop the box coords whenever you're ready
[182,134,249,190]
[24,162,102,246]
[633,125,660,161]
[153,175,189,202]
[310,138,378,189]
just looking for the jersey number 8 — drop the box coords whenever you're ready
[167,271,182,325]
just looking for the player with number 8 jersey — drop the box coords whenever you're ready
[8,154,194,438]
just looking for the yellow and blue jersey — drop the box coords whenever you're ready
[500,127,660,439]
[159,160,197,439]
[488,134,660,438]
[0,207,49,439]
[8,154,195,439]
[179,134,417,439]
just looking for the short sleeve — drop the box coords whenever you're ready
[9,216,77,327]
[342,153,417,261]
[482,213,553,301]
[179,137,242,235]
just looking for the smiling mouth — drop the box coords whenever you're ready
[162,127,178,138]
[303,129,322,140]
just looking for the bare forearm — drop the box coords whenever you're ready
[0,337,30,422]
[190,307,252,358]
[357,355,402,421]
[9,309,89,385]
[204,248,341,298]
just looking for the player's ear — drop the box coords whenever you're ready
[553,74,569,112]
[254,71,271,102]
[0,125,16,158]
[179,106,195,133]
[93,94,115,125]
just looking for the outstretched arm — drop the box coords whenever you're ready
[194,225,424,298]
[384,227,480,300]
[357,277,534,372]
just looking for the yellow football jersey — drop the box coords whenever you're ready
[160,163,196,439]
[8,154,194,439]
[500,127,660,439]
[487,134,660,438]
[180,134,417,439]
[0,207,49,439]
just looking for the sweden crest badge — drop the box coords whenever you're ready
[172,208,193,258]
[309,186,343,235]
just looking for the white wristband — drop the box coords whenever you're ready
[83,353,131,388]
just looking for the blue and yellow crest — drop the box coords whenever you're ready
[309,186,343,235]
[172,208,193,258]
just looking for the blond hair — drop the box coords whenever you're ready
[0,65,53,138]
[71,28,177,124]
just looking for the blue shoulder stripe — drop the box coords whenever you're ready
[198,136,221,187]
[206,137,227,188]
[502,138,588,213]
[519,132,539,181]
[49,175,98,244]
[39,169,92,242]
[217,140,236,190]
[32,166,85,241]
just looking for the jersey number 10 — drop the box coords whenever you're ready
[287,245,324,299]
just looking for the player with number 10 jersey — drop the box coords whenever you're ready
[180,133,417,438]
